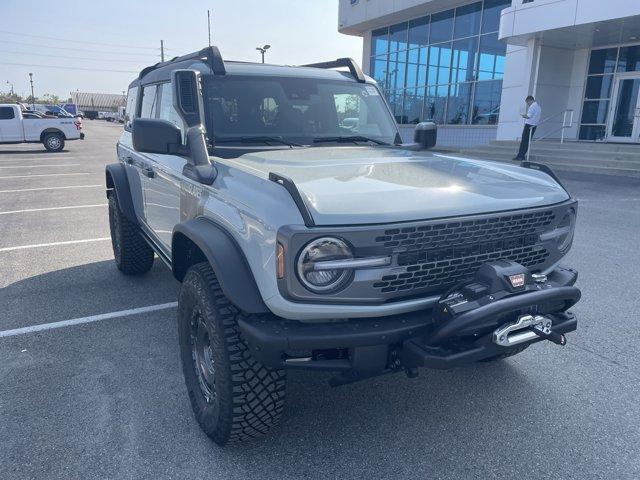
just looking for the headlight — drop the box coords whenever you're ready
[541,209,576,252]
[296,237,353,293]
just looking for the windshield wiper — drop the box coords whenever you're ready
[215,136,302,147]
[312,135,390,146]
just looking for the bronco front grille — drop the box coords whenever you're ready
[372,210,555,296]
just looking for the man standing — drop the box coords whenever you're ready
[513,95,541,160]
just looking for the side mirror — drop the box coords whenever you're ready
[413,122,437,150]
[132,118,183,154]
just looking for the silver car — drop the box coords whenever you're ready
[106,47,580,446]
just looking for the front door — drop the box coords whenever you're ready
[607,74,640,143]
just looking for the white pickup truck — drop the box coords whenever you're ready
[0,104,84,152]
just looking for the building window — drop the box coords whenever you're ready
[370,0,510,125]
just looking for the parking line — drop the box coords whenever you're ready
[0,185,102,194]
[0,302,178,338]
[0,164,81,169]
[0,172,92,179]
[0,237,111,252]
[0,204,106,215]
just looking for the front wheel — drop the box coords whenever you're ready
[43,133,65,152]
[178,262,286,446]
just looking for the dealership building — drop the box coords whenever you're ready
[338,0,640,148]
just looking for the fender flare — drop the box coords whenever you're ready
[172,218,269,314]
[105,163,137,223]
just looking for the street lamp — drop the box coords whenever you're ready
[6,80,14,96]
[256,44,270,64]
[28,73,35,110]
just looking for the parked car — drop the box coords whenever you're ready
[0,104,84,151]
[106,47,580,446]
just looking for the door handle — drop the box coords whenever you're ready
[142,167,155,178]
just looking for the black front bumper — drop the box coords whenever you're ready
[238,265,579,373]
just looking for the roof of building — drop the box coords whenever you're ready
[70,92,125,110]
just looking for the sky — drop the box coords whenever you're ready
[0,0,362,99]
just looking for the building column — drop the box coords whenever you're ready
[497,38,541,141]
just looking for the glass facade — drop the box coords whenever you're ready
[580,44,640,141]
[369,0,509,125]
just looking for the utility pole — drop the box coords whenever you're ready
[207,10,212,46]
[160,40,165,62]
[256,45,271,64]
[28,73,35,109]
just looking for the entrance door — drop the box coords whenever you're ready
[607,74,640,143]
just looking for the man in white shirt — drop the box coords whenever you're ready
[513,95,541,160]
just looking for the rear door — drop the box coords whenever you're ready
[0,106,23,142]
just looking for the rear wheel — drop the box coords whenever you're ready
[178,262,286,446]
[108,191,154,275]
[43,133,64,152]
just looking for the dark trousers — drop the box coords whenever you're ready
[516,124,537,159]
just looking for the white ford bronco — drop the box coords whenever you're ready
[106,47,580,445]
[0,104,84,151]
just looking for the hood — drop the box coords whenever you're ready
[221,147,570,226]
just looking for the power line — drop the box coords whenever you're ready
[0,62,138,73]
[0,39,156,57]
[0,29,157,50]
[0,49,147,63]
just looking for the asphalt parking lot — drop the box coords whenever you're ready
[1,121,639,480]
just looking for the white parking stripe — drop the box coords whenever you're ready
[0,302,178,338]
[0,164,81,169]
[0,184,102,193]
[0,172,92,179]
[0,204,106,215]
[0,237,111,252]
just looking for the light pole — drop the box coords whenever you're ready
[256,45,270,64]
[6,80,14,96]
[28,73,35,109]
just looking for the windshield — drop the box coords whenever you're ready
[201,75,398,145]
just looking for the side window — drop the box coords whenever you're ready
[124,86,138,129]
[158,83,185,135]
[0,107,16,120]
[140,84,159,118]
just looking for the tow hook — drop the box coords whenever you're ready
[493,314,566,347]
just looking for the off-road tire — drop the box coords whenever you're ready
[43,133,65,152]
[108,192,154,275]
[479,344,529,362]
[178,262,286,446]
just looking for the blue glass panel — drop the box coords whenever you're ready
[585,75,613,99]
[371,28,389,56]
[403,88,426,124]
[588,48,618,74]
[478,33,506,80]
[580,100,609,124]
[371,55,388,89]
[578,125,606,141]
[406,48,427,88]
[425,85,448,123]
[389,22,408,52]
[482,0,511,33]
[387,51,407,91]
[430,10,454,44]
[387,89,405,123]
[447,82,473,124]
[472,80,502,124]
[452,37,479,82]
[408,17,429,49]
[454,2,481,39]
[617,45,640,72]
[428,43,452,85]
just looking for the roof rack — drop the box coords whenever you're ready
[302,58,366,83]
[138,46,226,80]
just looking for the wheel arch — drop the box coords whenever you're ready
[105,163,137,223]
[172,218,269,314]
[40,128,66,142]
